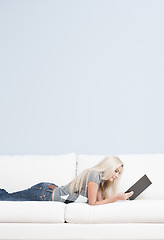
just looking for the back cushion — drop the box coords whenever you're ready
[77,154,164,199]
[0,153,76,192]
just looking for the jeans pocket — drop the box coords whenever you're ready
[31,183,45,190]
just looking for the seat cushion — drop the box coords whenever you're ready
[0,201,65,223]
[65,200,164,223]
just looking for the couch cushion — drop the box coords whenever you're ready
[65,199,164,223]
[77,154,164,199]
[0,201,65,223]
[0,153,76,192]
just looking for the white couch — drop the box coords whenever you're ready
[0,153,164,240]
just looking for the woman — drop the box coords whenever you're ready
[0,155,133,205]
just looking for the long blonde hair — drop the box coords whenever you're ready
[67,155,124,198]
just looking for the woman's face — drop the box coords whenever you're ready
[109,165,123,182]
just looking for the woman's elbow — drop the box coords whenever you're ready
[88,201,96,206]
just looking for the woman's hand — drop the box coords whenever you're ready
[115,191,134,200]
[88,182,134,205]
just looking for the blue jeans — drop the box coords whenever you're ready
[0,182,58,201]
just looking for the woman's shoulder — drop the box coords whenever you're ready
[87,169,102,186]
[88,169,100,176]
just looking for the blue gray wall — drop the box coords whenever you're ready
[0,0,164,155]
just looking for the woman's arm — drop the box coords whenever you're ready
[88,182,133,206]
[97,186,104,201]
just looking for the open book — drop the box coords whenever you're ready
[125,174,152,200]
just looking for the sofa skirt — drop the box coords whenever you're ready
[0,223,164,240]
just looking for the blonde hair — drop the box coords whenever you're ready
[67,155,124,199]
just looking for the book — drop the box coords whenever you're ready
[125,174,152,200]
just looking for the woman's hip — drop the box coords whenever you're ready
[30,182,58,201]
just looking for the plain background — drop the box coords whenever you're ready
[0,0,164,155]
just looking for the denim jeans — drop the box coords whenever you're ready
[0,182,58,201]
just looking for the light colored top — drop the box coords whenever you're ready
[54,170,102,204]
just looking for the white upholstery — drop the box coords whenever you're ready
[117,154,164,199]
[77,154,105,175]
[0,153,76,192]
[0,223,164,240]
[65,199,164,223]
[0,201,65,223]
